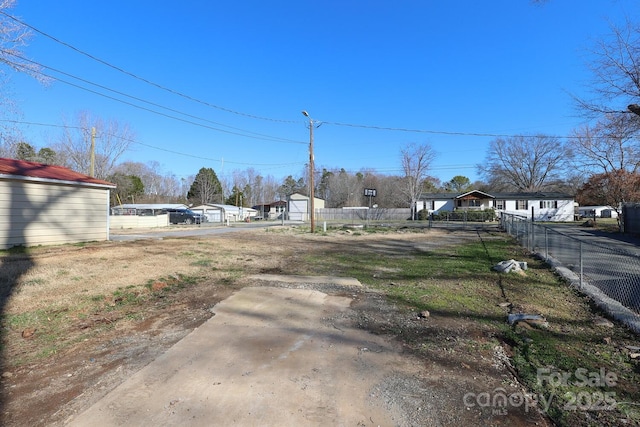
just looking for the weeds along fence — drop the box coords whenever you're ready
[428,210,496,223]
[315,208,496,224]
[500,213,640,315]
[315,208,410,223]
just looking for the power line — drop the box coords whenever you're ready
[22,67,307,144]
[0,119,305,167]
[0,14,604,144]
[0,11,298,125]
[133,139,304,166]
[3,50,306,145]
[320,119,597,140]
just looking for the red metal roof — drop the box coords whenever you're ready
[0,158,115,187]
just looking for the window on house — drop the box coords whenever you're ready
[457,200,462,207]
[494,200,505,210]
[539,200,558,209]
[430,200,435,210]
[516,200,528,210]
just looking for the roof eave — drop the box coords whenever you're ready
[0,173,116,189]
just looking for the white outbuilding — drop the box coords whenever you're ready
[578,206,619,219]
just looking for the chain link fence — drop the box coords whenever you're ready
[500,213,640,318]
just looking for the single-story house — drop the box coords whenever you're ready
[252,200,287,220]
[577,205,619,219]
[418,190,576,222]
[0,157,116,249]
[287,193,326,221]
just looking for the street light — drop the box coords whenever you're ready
[302,110,315,233]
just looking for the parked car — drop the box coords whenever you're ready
[166,208,203,225]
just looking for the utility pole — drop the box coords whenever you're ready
[90,127,96,177]
[302,110,315,233]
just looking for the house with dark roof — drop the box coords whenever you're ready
[0,157,116,249]
[418,190,576,222]
[252,200,287,220]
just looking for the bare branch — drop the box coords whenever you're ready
[479,135,569,191]
[400,142,437,219]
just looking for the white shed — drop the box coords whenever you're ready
[287,193,326,221]
[578,206,619,219]
[0,158,116,249]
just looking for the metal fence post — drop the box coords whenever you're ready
[544,227,548,261]
[579,241,583,289]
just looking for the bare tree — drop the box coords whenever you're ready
[479,135,569,192]
[230,168,269,206]
[577,19,640,119]
[570,115,640,175]
[400,142,437,219]
[113,160,185,202]
[572,115,640,219]
[0,1,44,78]
[317,168,362,208]
[376,175,407,208]
[54,111,136,179]
[261,175,280,203]
[0,0,48,149]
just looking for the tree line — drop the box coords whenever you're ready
[1,1,639,214]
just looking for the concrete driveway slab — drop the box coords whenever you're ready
[66,286,421,426]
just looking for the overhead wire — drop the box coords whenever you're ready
[16,67,306,145]
[1,118,305,167]
[2,12,605,144]
[3,9,625,181]
[0,11,299,124]
[318,119,602,141]
[2,50,306,145]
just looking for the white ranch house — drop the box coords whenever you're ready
[418,190,576,222]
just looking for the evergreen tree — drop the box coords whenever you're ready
[187,167,223,205]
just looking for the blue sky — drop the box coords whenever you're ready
[6,0,639,184]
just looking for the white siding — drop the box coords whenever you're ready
[433,200,454,212]
[289,200,307,221]
[501,199,574,221]
[201,209,222,223]
[0,179,111,249]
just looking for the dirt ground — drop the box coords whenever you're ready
[0,227,553,426]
